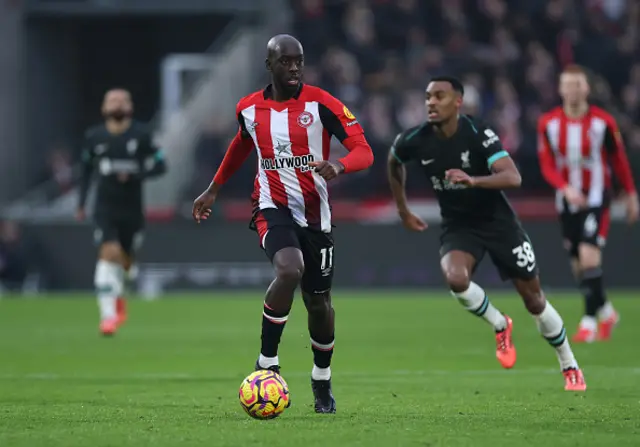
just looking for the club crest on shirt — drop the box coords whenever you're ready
[127,139,138,155]
[461,150,471,168]
[297,111,314,128]
[343,106,356,120]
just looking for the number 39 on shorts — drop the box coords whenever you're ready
[512,241,536,272]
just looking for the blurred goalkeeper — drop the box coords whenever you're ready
[77,88,167,336]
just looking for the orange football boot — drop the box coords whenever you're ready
[597,312,619,341]
[563,368,587,391]
[495,315,516,369]
[100,318,118,336]
[571,326,596,343]
[116,297,128,327]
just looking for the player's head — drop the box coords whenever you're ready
[266,34,304,94]
[102,88,133,122]
[559,65,590,106]
[426,76,464,124]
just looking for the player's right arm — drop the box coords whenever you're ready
[387,132,427,232]
[537,116,585,207]
[192,103,255,223]
[76,129,95,221]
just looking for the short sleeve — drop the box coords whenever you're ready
[476,125,509,168]
[390,132,412,164]
[317,91,364,142]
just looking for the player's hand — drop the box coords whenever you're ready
[308,160,345,181]
[625,192,639,224]
[562,186,586,208]
[192,189,216,223]
[398,209,428,232]
[117,173,130,183]
[75,208,86,222]
[445,169,475,187]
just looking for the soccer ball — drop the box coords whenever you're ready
[238,370,290,419]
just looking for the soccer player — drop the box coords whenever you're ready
[538,65,639,343]
[387,76,586,391]
[77,88,167,336]
[192,35,373,413]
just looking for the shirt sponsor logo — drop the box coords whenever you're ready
[343,106,356,120]
[261,154,315,172]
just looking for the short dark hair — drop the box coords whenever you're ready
[428,76,464,96]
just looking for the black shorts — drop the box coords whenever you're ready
[560,207,610,258]
[250,208,334,294]
[440,223,538,281]
[94,214,145,256]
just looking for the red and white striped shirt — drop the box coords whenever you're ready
[213,84,373,232]
[537,105,636,213]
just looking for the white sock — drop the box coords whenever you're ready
[452,282,507,331]
[258,354,279,369]
[311,365,331,381]
[597,301,615,321]
[95,260,123,321]
[579,315,597,331]
[534,301,578,370]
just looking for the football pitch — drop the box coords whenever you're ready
[1,291,639,447]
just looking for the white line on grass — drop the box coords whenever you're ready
[0,366,638,381]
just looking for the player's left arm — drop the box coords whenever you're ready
[138,132,167,179]
[316,92,374,178]
[78,129,95,212]
[446,126,521,189]
[603,116,639,222]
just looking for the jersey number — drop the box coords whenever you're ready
[512,242,536,272]
[320,247,334,270]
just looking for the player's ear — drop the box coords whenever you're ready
[265,58,271,72]
[456,94,463,108]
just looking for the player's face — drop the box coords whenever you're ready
[426,82,461,123]
[559,73,589,105]
[102,90,133,121]
[268,44,304,91]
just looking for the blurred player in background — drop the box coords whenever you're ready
[537,65,638,343]
[192,35,373,413]
[77,88,167,336]
[388,76,586,391]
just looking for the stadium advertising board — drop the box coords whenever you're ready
[23,221,639,293]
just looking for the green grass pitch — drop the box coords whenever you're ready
[1,291,639,446]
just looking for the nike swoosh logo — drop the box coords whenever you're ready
[421,159,435,165]
[527,264,536,272]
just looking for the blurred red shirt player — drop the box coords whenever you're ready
[537,65,639,343]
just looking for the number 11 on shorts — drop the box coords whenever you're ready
[320,247,334,270]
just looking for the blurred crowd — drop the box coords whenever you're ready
[193,0,640,199]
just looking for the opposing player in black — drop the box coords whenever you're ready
[77,88,167,336]
[387,76,586,391]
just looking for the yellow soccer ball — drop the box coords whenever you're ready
[238,370,290,419]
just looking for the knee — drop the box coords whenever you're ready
[443,267,471,293]
[577,244,601,271]
[303,292,332,315]
[99,242,123,264]
[523,290,546,315]
[275,260,304,286]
